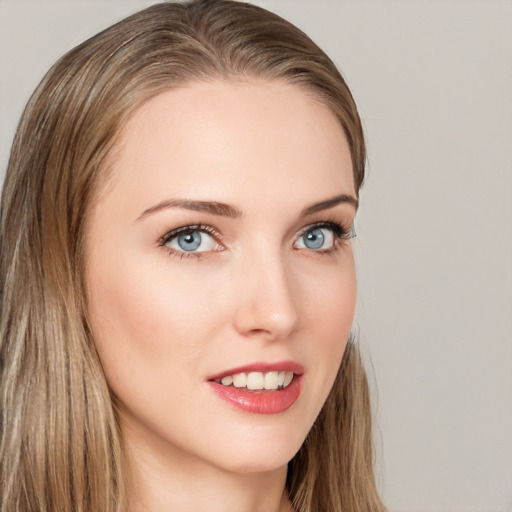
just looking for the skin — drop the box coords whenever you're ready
[85,80,357,512]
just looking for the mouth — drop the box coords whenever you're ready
[213,370,295,391]
[207,362,304,414]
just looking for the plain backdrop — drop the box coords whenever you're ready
[1,1,511,511]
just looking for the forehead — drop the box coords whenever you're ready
[105,80,355,211]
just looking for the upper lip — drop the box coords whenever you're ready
[207,360,305,381]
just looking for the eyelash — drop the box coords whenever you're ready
[158,224,222,260]
[296,220,356,255]
[157,220,355,260]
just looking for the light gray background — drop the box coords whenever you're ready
[1,1,511,511]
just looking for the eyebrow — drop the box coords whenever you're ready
[137,193,357,222]
[137,199,242,221]
[301,194,358,215]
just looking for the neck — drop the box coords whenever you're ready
[124,427,294,512]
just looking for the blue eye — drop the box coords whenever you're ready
[293,222,352,252]
[176,231,202,251]
[302,228,329,250]
[295,227,334,250]
[163,226,219,253]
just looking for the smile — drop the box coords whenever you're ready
[217,371,294,391]
[207,362,304,414]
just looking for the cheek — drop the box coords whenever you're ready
[304,250,356,329]
[303,254,356,386]
[85,252,220,390]
[86,240,259,412]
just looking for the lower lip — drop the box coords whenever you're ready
[208,376,303,414]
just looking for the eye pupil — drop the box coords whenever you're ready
[177,231,202,251]
[303,228,325,250]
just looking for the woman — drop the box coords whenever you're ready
[0,1,385,511]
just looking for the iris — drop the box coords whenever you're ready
[177,232,202,251]
[303,228,325,250]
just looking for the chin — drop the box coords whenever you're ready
[215,450,295,475]
[203,421,308,475]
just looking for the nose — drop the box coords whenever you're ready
[232,253,299,341]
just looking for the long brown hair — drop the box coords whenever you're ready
[0,1,384,511]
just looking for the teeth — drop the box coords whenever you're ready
[247,372,264,390]
[264,371,279,390]
[219,371,294,390]
[220,375,233,386]
[232,373,247,388]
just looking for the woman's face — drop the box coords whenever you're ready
[85,81,357,475]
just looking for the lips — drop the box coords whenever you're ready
[207,361,304,414]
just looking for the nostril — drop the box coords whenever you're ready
[232,263,299,339]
